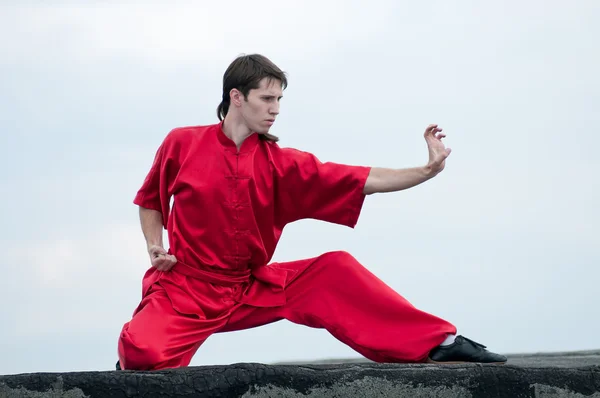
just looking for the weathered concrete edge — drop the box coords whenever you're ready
[1,363,599,398]
[276,349,600,366]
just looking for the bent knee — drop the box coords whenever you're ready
[320,250,361,269]
[119,332,167,371]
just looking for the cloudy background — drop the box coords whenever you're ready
[1,1,598,375]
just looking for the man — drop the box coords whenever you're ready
[117,54,506,371]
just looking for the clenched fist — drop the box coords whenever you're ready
[148,244,177,272]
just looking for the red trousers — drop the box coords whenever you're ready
[118,251,456,370]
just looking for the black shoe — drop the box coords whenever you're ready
[115,360,122,370]
[427,335,507,364]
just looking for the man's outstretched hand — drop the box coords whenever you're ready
[424,124,451,176]
[148,244,177,271]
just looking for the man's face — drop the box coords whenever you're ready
[238,77,283,134]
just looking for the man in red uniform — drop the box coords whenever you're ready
[117,54,506,371]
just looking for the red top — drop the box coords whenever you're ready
[133,122,371,306]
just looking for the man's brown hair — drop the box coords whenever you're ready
[217,54,288,142]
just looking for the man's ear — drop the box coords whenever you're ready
[230,88,243,107]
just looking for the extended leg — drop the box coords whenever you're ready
[221,251,457,362]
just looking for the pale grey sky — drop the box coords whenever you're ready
[0,1,598,375]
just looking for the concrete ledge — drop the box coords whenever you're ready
[1,361,599,398]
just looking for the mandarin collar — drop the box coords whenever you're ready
[216,121,259,153]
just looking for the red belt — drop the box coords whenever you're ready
[171,260,295,307]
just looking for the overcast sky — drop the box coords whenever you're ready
[1,1,598,375]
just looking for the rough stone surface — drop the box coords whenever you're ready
[1,350,599,397]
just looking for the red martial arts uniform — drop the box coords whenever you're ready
[118,122,456,370]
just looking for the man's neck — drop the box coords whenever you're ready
[222,115,254,150]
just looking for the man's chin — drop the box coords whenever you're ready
[254,128,271,135]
